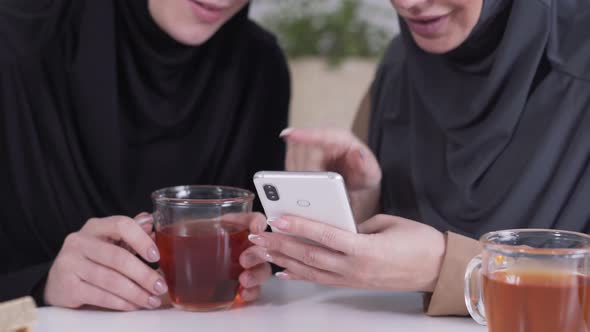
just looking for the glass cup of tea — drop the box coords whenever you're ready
[152,185,255,312]
[464,229,590,332]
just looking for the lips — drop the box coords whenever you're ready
[191,0,225,11]
[405,15,450,38]
[188,0,227,24]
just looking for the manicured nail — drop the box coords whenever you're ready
[279,128,294,137]
[154,279,167,294]
[264,252,274,263]
[136,214,153,226]
[242,253,258,268]
[148,296,162,308]
[358,149,365,161]
[147,246,160,262]
[248,234,268,247]
[275,272,290,280]
[243,273,255,288]
[240,287,254,300]
[268,218,289,230]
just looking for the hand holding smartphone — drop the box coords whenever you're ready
[253,171,357,235]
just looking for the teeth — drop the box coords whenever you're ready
[194,0,216,10]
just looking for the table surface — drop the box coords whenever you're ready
[36,278,486,332]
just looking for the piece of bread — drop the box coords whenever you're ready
[0,297,36,332]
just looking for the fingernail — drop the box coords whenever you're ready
[154,279,167,294]
[259,222,268,233]
[248,234,268,247]
[268,218,289,230]
[147,246,160,262]
[264,252,274,262]
[279,128,294,138]
[275,272,290,280]
[243,253,256,266]
[136,214,153,226]
[148,296,162,308]
[240,287,253,300]
[243,273,255,288]
[358,149,365,161]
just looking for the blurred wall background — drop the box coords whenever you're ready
[250,0,399,129]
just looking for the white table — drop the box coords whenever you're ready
[36,278,485,332]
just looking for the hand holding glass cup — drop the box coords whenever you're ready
[152,185,263,311]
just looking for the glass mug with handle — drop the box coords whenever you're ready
[152,185,255,312]
[465,229,590,332]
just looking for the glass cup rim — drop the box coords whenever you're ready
[151,185,255,206]
[480,228,590,256]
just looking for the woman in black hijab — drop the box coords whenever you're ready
[0,0,288,310]
[248,0,590,316]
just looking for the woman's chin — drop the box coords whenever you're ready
[412,34,464,54]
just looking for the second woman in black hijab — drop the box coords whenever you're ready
[0,0,288,310]
[248,0,590,316]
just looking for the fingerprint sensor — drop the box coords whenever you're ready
[297,200,311,207]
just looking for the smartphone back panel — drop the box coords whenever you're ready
[253,171,357,234]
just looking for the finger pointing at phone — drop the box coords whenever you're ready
[281,128,382,222]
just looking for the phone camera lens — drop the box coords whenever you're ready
[264,184,280,201]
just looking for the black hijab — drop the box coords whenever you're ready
[369,0,590,238]
[0,0,289,302]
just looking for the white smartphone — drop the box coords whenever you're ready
[253,171,357,235]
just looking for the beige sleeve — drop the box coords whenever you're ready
[351,87,371,144]
[424,232,482,316]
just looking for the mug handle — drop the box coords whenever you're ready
[464,255,487,325]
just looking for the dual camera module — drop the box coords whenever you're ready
[263,184,280,201]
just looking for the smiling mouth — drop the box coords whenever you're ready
[190,0,225,11]
[404,14,450,38]
[407,15,446,24]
